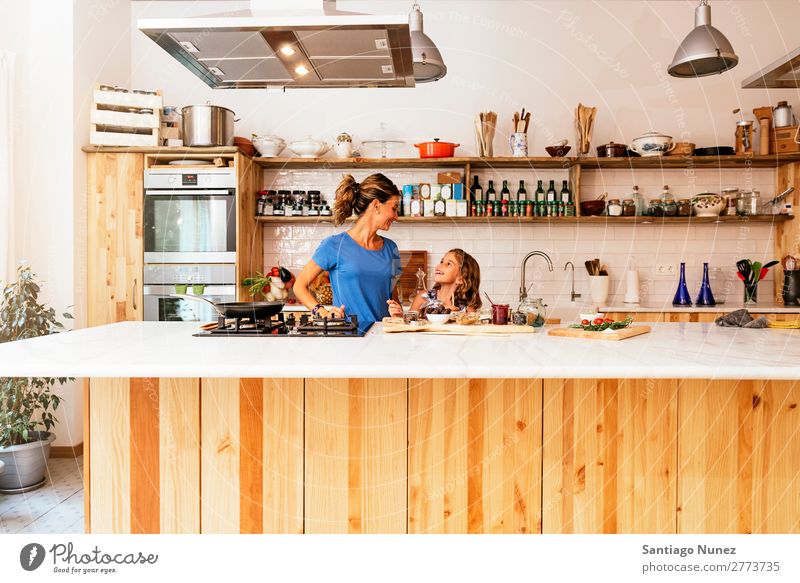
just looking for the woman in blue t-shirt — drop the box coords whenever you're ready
[294,173,402,331]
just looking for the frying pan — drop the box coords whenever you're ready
[172,294,283,319]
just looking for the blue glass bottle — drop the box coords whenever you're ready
[695,262,716,306]
[672,262,692,306]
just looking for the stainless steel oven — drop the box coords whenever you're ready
[144,167,236,263]
[143,263,236,322]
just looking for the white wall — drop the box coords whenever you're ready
[0,0,131,447]
[130,1,800,153]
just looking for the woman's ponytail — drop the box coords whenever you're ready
[333,174,358,226]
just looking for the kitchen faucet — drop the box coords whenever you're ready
[564,261,582,302]
[519,251,554,302]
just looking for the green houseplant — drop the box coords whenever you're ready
[0,264,72,492]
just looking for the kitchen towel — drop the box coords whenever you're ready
[0,50,14,284]
[715,309,768,328]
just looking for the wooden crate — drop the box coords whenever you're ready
[90,86,163,147]
[771,125,800,154]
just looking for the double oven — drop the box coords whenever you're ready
[142,167,237,322]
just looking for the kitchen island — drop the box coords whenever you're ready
[1,321,798,535]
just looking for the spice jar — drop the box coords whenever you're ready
[607,199,623,216]
[677,198,692,216]
[662,198,678,217]
[622,199,636,216]
[648,199,664,216]
[722,188,739,216]
[737,190,760,216]
[516,297,547,328]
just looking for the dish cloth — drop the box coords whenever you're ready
[715,308,768,328]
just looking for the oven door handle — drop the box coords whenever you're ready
[143,285,237,296]
[144,189,234,196]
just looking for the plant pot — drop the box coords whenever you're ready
[191,284,206,295]
[174,284,187,294]
[0,431,55,493]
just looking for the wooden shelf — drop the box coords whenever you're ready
[580,153,800,169]
[251,153,800,170]
[256,214,793,225]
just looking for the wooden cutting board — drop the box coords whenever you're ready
[547,326,651,341]
[382,318,535,335]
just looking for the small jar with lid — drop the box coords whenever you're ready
[722,188,739,215]
[607,199,623,216]
[677,198,692,216]
[647,199,664,216]
[621,199,636,216]
[662,198,678,217]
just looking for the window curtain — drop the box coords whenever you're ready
[0,50,14,284]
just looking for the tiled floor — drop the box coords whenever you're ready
[0,456,84,534]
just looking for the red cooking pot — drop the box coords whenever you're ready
[413,138,460,158]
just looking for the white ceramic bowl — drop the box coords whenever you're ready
[425,313,451,325]
[691,194,725,217]
[252,134,286,157]
[287,136,331,158]
[629,131,675,157]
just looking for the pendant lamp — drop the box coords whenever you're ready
[668,0,738,78]
[408,2,446,82]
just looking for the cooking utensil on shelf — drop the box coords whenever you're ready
[172,294,283,320]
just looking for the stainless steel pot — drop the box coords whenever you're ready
[181,104,235,146]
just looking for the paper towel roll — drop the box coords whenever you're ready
[624,269,640,304]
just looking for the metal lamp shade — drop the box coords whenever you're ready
[668,2,738,78]
[409,4,446,82]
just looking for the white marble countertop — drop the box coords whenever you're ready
[0,321,797,380]
[600,302,800,313]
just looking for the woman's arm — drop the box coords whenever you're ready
[294,259,344,318]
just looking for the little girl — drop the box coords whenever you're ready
[388,248,482,316]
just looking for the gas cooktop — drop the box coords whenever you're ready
[193,313,367,337]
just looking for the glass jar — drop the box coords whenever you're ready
[622,199,636,216]
[722,188,739,216]
[677,198,692,216]
[516,297,547,328]
[607,199,623,216]
[662,198,678,217]
[737,190,760,216]
[648,199,664,216]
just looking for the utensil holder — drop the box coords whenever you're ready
[743,280,759,304]
[510,133,528,157]
[782,270,800,306]
[588,275,610,306]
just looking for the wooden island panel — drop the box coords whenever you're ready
[678,379,800,534]
[408,378,542,534]
[542,378,678,534]
[89,377,199,534]
[304,378,407,534]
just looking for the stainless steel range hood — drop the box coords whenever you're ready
[742,46,800,89]
[138,0,415,89]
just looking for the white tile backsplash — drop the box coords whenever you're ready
[260,167,780,310]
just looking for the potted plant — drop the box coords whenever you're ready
[0,264,72,493]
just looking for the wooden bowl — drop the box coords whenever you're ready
[233,136,256,157]
[580,200,606,216]
[545,145,571,157]
[665,141,695,156]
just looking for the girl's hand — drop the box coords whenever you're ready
[386,299,403,317]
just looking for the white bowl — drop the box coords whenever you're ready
[287,136,331,158]
[629,131,675,157]
[425,313,451,325]
[692,194,725,217]
[252,134,286,157]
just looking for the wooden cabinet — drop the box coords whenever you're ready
[85,148,263,322]
[87,152,144,325]
[606,312,800,323]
